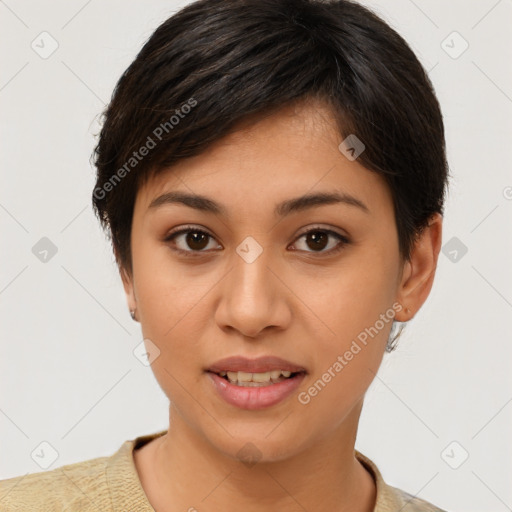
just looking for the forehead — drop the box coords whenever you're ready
[134,100,391,217]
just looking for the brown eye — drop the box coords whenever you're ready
[184,231,209,251]
[291,228,349,254]
[165,227,221,255]
[305,231,329,251]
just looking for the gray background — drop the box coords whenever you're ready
[1,1,511,511]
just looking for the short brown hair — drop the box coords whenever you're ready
[92,0,449,279]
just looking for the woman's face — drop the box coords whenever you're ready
[122,100,436,462]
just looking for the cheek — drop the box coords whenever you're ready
[134,254,211,402]
[296,245,398,400]
[134,240,208,334]
[139,275,204,333]
[297,289,394,433]
[299,250,398,347]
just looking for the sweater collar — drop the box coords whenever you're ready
[106,429,402,512]
[106,429,166,512]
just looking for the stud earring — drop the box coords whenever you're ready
[130,309,137,321]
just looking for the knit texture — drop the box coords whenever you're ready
[0,430,447,511]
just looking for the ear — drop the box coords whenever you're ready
[115,243,137,314]
[394,213,443,322]
[120,265,137,313]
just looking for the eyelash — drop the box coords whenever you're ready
[164,225,350,258]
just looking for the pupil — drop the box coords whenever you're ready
[307,232,327,251]
[187,232,208,250]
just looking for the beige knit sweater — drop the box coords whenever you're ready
[0,430,447,511]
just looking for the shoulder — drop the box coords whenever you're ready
[0,431,164,512]
[389,485,449,512]
[354,449,449,512]
[0,453,112,512]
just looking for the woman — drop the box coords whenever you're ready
[0,0,449,510]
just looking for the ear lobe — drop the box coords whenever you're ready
[395,213,443,322]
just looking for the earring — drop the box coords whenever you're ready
[130,309,137,321]
[387,306,411,352]
[386,322,405,352]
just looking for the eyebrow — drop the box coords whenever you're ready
[148,190,370,216]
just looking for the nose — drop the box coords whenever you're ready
[214,249,292,339]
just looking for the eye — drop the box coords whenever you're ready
[164,225,350,258]
[290,227,350,255]
[164,226,222,256]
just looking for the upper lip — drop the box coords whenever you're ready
[207,356,307,374]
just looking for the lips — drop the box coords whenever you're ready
[206,355,307,374]
[207,370,306,410]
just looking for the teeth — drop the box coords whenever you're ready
[252,371,271,382]
[238,371,253,382]
[220,370,296,386]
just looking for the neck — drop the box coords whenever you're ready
[134,400,376,512]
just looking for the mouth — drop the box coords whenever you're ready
[206,354,307,386]
[205,355,307,409]
[208,369,306,387]
[206,370,306,410]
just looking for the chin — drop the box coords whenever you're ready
[204,426,309,466]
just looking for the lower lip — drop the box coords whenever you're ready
[206,371,306,410]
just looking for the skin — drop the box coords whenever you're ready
[120,98,442,512]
